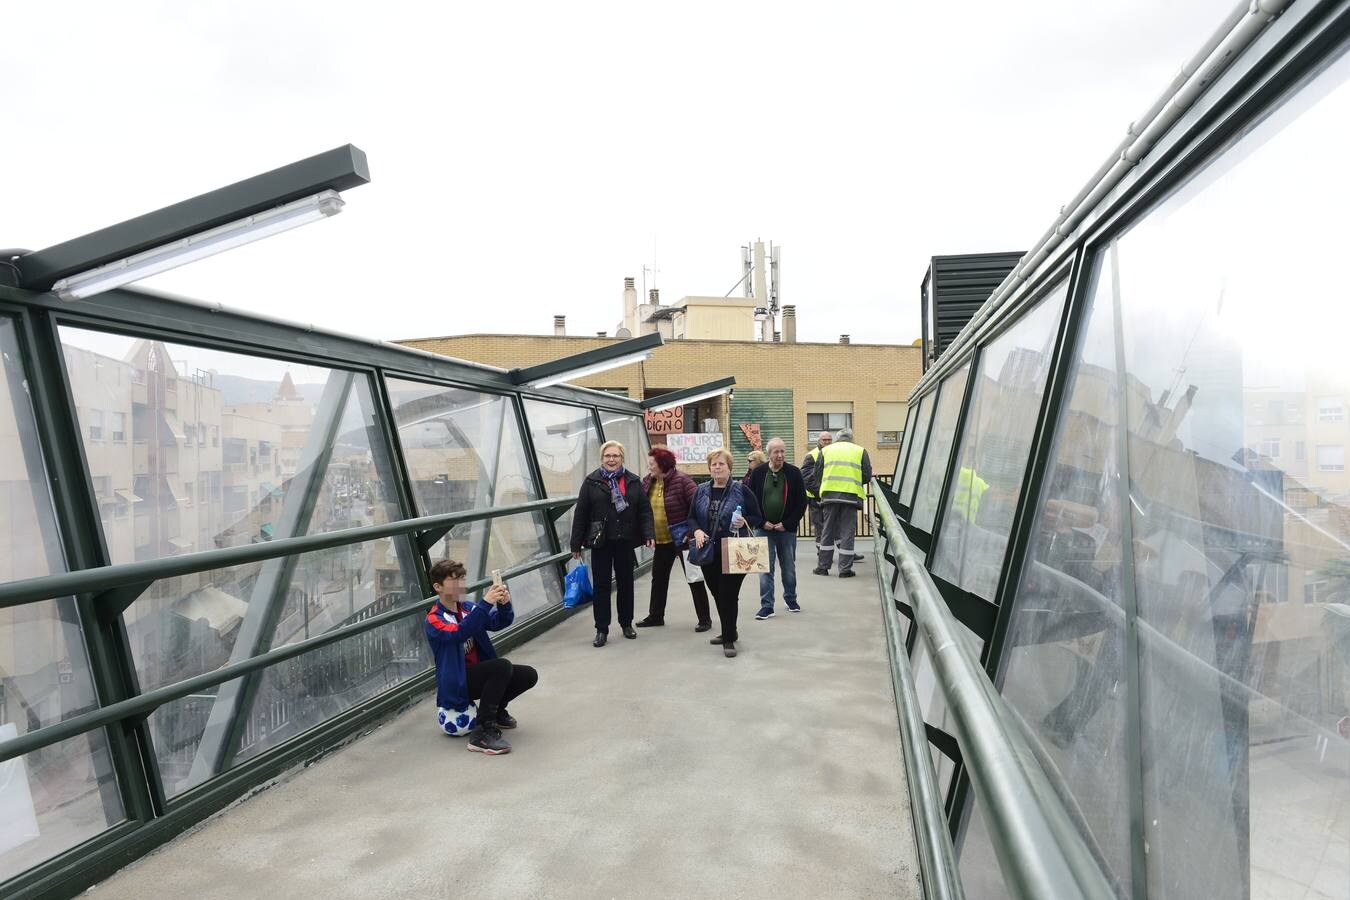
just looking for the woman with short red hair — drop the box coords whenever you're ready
[636,446,712,631]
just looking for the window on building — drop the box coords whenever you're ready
[1318,396,1344,422]
[1305,580,1330,604]
[806,404,853,448]
[197,424,206,447]
[211,425,220,447]
[1255,438,1280,459]
[183,481,194,506]
[1295,441,1307,461]
[110,411,126,442]
[223,437,246,466]
[876,401,906,447]
[183,423,194,446]
[89,408,104,441]
[1317,445,1345,471]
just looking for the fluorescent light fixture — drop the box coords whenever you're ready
[646,385,732,411]
[52,190,345,301]
[527,350,654,389]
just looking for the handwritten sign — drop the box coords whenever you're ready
[667,432,724,464]
[645,407,684,434]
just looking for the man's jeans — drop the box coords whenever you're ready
[758,529,798,610]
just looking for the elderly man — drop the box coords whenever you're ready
[746,437,808,618]
[799,430,833,548]
[810,428,873,578]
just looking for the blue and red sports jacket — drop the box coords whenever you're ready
[424,597,514,709]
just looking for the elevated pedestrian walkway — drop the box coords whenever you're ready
[89,543,921,899]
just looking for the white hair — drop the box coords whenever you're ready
[766,437,786,451]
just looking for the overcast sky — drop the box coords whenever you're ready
[6,0,1239,346]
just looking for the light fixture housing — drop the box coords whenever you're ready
[510,332,664,390]
[51,190,345,301]
[640,376,736,411]
[526,350,653,389]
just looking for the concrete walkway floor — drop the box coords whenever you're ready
[90,541,920,899]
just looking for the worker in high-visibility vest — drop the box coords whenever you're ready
[799,430,833,548]
[807,427,873,578]
[952,466,990,523]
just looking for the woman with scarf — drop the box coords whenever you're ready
[570,440,655,647]
[687,447,764,658]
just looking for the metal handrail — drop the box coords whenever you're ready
[872,479,1116,900]
[872,529,965,900]
[0,495,576,610]
[0,549,569,764]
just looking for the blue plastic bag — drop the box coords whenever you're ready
[563,562,593,609]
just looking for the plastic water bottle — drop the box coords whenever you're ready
[733,505,743,529]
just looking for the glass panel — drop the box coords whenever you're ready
[0,731,124,882]
[149,602,435,792]
[599,410,652,563]
[995,255,1134,895]
[911,363,971,533]
[956,795,1011,900]
[0,318,126,875]
[932,282,1068,599]
[911,617,982,798]
[524,400,600,547]
[58,328,403,565]
[899,392,936,507]
[1110,47,1350,899]
[893,405,919,482]
[127,535,423,797]
[386,379,558,598]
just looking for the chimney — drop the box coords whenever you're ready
[623,277,637,335]
[648,288,659,305]
[554,315,566,336]
[839,334,850,345]
[782,306,797,343]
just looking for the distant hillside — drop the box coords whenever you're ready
[212,373,327,407]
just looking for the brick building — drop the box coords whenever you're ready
[397,332,924,477]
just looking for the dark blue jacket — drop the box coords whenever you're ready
[425,597,514,709]
[688,480,764,565]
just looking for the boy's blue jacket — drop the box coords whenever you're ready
[425,596,514,709]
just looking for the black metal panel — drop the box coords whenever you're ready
[921,252,1024,368]
[16,146,371,291]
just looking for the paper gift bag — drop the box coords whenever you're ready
[721,534,770,574]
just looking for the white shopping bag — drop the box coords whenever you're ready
[681,551,705,584]
[0,722,41,855]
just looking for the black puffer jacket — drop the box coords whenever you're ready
[569,468,655,552]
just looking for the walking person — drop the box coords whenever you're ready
[800,430,833,547]
[635,446,713,632]
[809,428,873,578]
[688,448,763,658]
[570,440,655,647]
[743,449,766,484]
[746,437,808,618]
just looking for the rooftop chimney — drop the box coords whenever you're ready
[782,306,797,344]
[648,288,659,305]
[839,334,850,345]
[554,315,566,336]
[623,277,638,336]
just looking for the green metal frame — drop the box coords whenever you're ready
[638,375,735,409]
[0,252,690,895]
[873,482,1115,899]
[509,332,663,386]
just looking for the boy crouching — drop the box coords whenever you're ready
[424,559,538,755]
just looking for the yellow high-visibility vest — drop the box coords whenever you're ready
[806,446,823,499]
[953,466,990,522]
[819,442,866,500]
